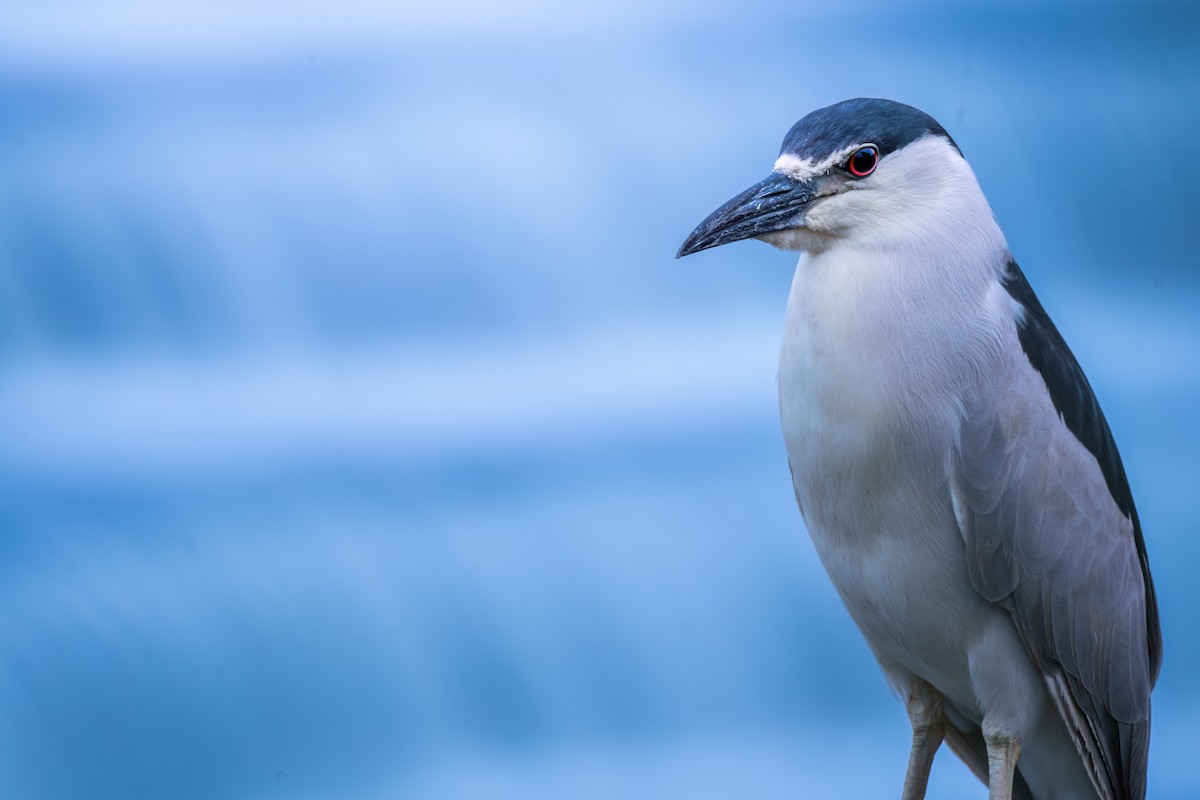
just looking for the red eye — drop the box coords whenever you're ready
[848,146,878,177]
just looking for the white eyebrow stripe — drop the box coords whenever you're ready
[772,153,818,180]
[773,144,873,180]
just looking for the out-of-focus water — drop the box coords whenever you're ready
[1,2,1197,798]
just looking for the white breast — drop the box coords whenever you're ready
[777,235,1015,706]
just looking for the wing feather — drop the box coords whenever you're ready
[951,263,1157,800]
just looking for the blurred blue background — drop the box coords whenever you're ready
[1,1,1197,797]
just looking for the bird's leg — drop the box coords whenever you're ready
[983,729,1020,800]
[900,679,945,800]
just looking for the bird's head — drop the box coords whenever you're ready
[677,98,979,258]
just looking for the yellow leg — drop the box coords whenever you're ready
[984,730,1020,800]
[901,680,945,800]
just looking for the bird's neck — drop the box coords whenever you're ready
[778,230,1013,444]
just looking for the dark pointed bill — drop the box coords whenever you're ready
[676,172,818,258]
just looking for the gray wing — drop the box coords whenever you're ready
[951,263,1159,800]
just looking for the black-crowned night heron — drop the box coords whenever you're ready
[676,98,1160,800]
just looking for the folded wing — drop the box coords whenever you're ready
[951,261,1160,800]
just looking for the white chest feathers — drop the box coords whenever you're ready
[777,240,1015,535]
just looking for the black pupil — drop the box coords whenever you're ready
[851,147,877,174]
